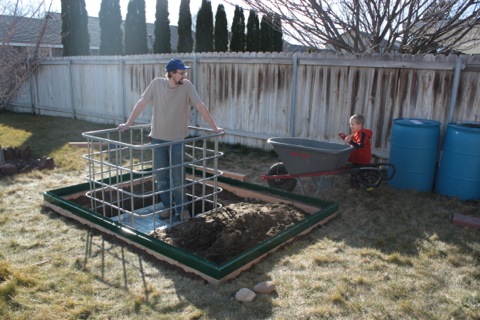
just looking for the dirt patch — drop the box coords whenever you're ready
[153,199,307,264]
[69,189,308,265]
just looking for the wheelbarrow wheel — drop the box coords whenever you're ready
[266,162,297,192]
[355,168,383,187]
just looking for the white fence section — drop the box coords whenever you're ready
[9,52,480,158]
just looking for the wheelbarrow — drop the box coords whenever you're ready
[261,137,396,196]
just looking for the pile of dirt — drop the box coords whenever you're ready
[153,200,308,264]
[68,189,309,265]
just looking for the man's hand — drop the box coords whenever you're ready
[117,123,130,133]
[214,127,225,134]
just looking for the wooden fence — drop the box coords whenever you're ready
[8,52,480,158]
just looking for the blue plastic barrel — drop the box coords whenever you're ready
[435,122,480,200]
[389,118,441,191]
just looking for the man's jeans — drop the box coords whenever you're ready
[151,138,186,214]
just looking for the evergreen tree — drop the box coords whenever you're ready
[246,10,260,52]
[214,4,228,52]
[177,0,193,53]
[229,5,245,52]
[272,13,283,52]
[99,0,123,55]
[61,0,90,56]
[260,14,273,52]
[195,0,214,52]
[153,0,171,53]
[124,0,148,55]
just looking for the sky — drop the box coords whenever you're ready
[39,0,243,26]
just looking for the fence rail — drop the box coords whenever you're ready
[8,52,480,158]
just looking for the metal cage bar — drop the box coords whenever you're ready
[81,125,224,233]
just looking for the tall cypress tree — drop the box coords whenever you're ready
[124,0,148,55]
[153,0,171,53]
[177,0,193,53]
[229,5,245,52]
[272,13,283,52]
[99,0,123,55]
[260,14,273,52]
[195,0,213,53]
[246,10,260,52]
[61,0,90,56]
[214,4,228,52]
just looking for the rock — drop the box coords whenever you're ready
[235,288,256,302]
[43,157,55,170]
[0,146,55,177]
[4,147,14,161]
[0,146,4,165]
[19,164,33,174]
[253,281,276,294]
[38,157,55,170]
[0,163,18,175]
[20,146,31,159]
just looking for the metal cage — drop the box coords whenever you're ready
[81,125,224,233]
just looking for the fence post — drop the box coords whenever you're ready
[289,54,298,137]
[28,59,35,114]
[447,57,464,123]
[120,58,126,122]
[192,54,199,128]
[68,59,76,119]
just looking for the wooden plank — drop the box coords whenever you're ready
[451,212,480,229]
[195,167,246,181]
[68,142,108,148]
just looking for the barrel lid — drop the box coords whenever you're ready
[456,121,480,129]
[394,118,441,126]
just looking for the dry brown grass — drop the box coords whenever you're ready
[1,111,479,319]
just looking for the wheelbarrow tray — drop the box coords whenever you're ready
[268,137,353,175]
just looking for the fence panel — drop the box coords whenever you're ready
[8,52,480,158]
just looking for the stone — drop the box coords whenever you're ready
[19,164,33,174]
[4,147,14,161]
[235,288,256,302]
[0,146,55,178]
[0,146,4,165]
[0,163,18,175]
[253,281,276,294]
[43,157,55,170]
[20,146,31,159]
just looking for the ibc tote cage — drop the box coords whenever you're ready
[82,125,224,233]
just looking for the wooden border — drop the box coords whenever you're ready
[44,183,337,284]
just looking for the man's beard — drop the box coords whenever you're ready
[176,79,184,85]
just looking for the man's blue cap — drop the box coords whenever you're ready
[165,59,191,72]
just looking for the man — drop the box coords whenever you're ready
[118,58,223,221]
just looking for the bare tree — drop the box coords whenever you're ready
[1,0,52,108]
[228,0,480,54]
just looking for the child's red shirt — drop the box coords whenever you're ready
[348,129,373,164]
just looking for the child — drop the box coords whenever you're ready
[339,114,373,188]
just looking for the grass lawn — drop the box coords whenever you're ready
[1,110,479,319]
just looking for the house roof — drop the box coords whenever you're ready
[0,12,179,50]
[0,13,62,47]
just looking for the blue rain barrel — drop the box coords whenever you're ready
[389,118,441,191]
[435,122,480,200]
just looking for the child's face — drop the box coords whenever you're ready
[350,119,363,133]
